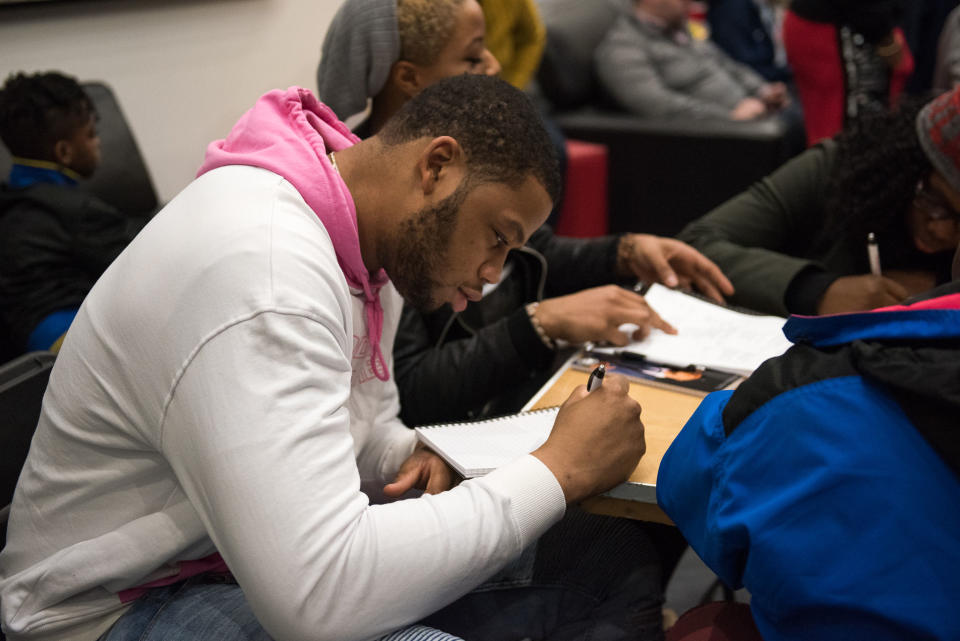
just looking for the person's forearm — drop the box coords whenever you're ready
[357,384,418,483]
[535,233,622,296]
[784,266,840,315]
[163,313,564,641]
[677,185,820,316]
[396,309,554,426]
[675,232,814,315]
[677,144,836,314]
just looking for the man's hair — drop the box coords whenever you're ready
[396,0,466,66]
[379,74,561,204]
[0,71,96,159]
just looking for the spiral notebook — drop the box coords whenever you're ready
[414,406,561,478]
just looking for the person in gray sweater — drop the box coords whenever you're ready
[595,0,789,120]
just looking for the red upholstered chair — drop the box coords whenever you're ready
[783,13,915,147]
[555,139,609,238]
[665,602,764,641]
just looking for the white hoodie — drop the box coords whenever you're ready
[0,88,565,641]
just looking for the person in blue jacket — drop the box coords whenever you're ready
[657,87,960,641]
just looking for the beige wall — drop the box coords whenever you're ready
[0,0,340,202]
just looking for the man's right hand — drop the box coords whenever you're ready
[532,374,645,503]
[816,274,909,315]
[729,97,767,121]
[535,285,676,345]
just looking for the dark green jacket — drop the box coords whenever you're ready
[678,140,952,315]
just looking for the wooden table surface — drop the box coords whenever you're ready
[530,368,703,524]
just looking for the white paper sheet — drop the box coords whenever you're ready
[593,284,793,376]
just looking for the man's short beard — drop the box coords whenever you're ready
[385,183,467,311]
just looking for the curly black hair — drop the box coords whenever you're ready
[378,74,561,205]
[0,71,95,160]
[814,96,933,265]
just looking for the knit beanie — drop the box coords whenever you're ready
[316,0,400,121]
[916,85,960,193]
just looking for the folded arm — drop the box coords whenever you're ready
[161,311,564,641]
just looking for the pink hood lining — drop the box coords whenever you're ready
[196,87,389,381]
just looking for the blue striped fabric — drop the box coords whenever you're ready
[375,624,464,641]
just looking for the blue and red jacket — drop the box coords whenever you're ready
[658,283,960,641]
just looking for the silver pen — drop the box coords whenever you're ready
[587,363,606,392]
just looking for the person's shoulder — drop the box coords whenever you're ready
[596,13,654,66]
[779,138,837,175]
[721,342,858,436]
[807,138,839,170]
[598,11,643,45]
[609,11,648,38]
[815,137,838,154]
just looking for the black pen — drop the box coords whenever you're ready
[616,350,698,372]
[587,363,606,392]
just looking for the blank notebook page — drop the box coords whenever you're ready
[414,407,561,478]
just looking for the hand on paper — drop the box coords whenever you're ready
[816,274,909,315]
[532,373,645,503]
[383,443,456,497]
[616,234,734,303]
[535,285,676,345]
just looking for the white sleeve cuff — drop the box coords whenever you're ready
[477,454,566,547]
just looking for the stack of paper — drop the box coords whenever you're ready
[593,284,793,376]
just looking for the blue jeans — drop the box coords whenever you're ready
[100,509,664,641]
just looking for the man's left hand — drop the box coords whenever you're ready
[384,444,456,497]
[616,234,734,303]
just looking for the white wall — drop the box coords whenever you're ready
[0,0,340,202]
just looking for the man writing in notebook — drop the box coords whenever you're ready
[0,76,658,641]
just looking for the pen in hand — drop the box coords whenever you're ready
[867,232,882,276]
[587,363,606,392]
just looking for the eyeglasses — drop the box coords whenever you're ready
[913,179,960,221]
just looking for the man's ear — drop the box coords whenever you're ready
[418,136,462,196]
[53,139,73,167]
[391,60,424,99]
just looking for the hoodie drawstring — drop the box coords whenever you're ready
[363,289,389,382]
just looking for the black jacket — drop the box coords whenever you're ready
[0,182,145,352]
[394,226,621,426]
[789,0,903,43]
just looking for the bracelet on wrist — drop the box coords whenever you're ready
[526,302,556,350]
